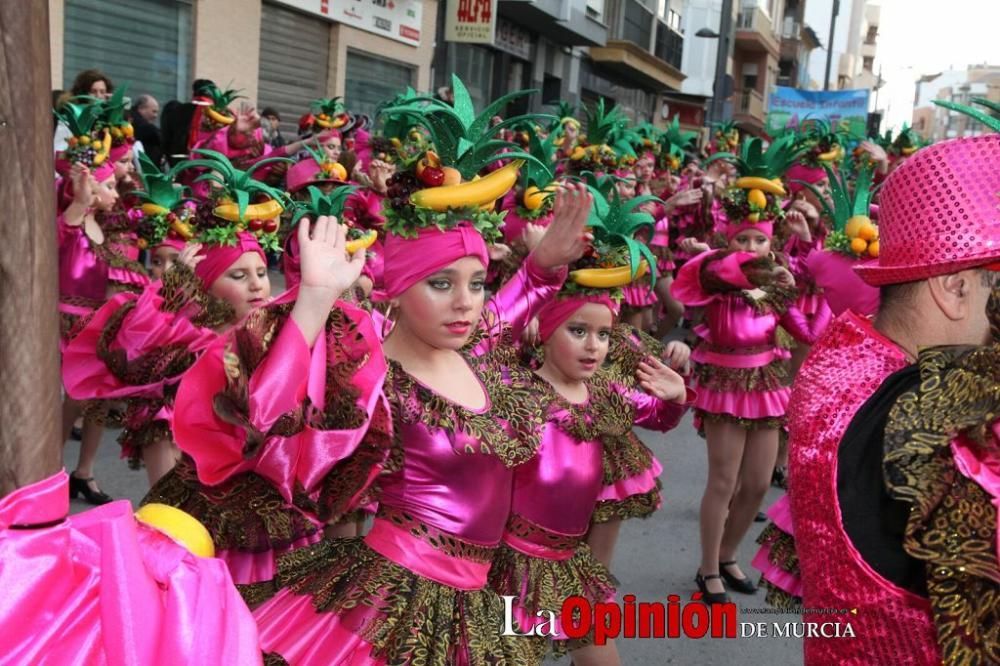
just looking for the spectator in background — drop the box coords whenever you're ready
[260,107,286,149]
[55,69,115,151]
[132,94,163,166]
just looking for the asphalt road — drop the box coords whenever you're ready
[70,413,803,665]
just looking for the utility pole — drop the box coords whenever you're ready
[709,0,734,124]
[0,2,62,494]
[824,0,840,91]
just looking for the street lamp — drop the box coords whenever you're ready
[698,0,734,127]
[696,27,719,38]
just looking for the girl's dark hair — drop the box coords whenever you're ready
[159,100,197,166]
[70,69,114,97]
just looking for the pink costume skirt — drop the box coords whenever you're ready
[752,494,803,606]
[254,515,539,665]
[143,456,321,607]
[690,344,791,430]
[488,514,615,657]
[592,434,664,523]
[622,278,658,308]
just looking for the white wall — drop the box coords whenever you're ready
[680,0,723,96]
[805,0,851,88]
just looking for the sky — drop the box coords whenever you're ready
[868,0,997,129]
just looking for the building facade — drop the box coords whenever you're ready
[50,0,438,133]
[911,65,1000,142]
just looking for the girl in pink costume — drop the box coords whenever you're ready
[489,211,691,663]
[671,138,831,603]
[63,158,378,607]
[0,471,262,665]
[249,153,593,665]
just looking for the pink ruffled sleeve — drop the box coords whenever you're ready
[62,272,219,401]
[475,254,567,354]
[624,385,695,432]
[173,291,391,522]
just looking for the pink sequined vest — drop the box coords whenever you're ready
[787,312,940,665]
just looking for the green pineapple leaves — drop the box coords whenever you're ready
[587,188,661,286]
[179,148,291,222]
[706,135,805,180]
[290,185,358,226]
[933,98,1000,133]
[133,152,189,211]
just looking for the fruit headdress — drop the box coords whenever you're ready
[804,162,879,259]
[569,99,640,171]
[176,148,292,252]
[367,88,425,164]
[710,121,740,154]
[567,184,661,295]
[516,131,560,218]
[132,152,196,248]
[300,140,349,182]
[377,74,547,242]
[309,97,351,132]
[192,82,244,129]
[657,115,698,172]
[707,135,805,228]
[54,97,109,167]
[794,118,846,166]
[94,86,135,150]
[875,124,923,158]
[286,185,376,254]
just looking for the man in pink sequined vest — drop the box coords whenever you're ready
[785,135,1000,664]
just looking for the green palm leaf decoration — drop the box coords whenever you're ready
[54,98,102,140]
[933,98,1000,133]
[131,153,195,246]
[378,74,551,180]
[586,189,661,286]
[582,99,640,159]
[133,152,188,211]
[206,84,244,114]
[800,162,878,257]
[290,185,358,226]
[522,130,558,189]
[711,120,740,152]
[176,148,292,251]
[707,134,804,180]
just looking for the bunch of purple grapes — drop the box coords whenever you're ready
[385,171,418,209]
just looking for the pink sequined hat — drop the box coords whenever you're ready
[855,134,1000,286]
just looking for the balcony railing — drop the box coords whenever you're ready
[738,88,765,120]
[654,22,683,70]
[737,6,774,36]
[781,17,800,39]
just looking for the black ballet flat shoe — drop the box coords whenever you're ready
[69,474,113,506]
[771,466,787,489]
[754,511,767,522]
[70,425,83,441]
[695,571,730,604]
[719,561,757,594]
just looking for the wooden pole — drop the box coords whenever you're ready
[0,3,62,494]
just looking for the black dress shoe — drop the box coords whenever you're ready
[69,474,113,505]
[754,510,767,522]
[695,571,730,604]
[719,561,757,594]
[70,425,83,441]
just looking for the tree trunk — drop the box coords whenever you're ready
[0,2,61,495]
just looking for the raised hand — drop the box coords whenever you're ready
[785,210,812,243]
[71,163,96,207]
[234,103,261,136]
[177,242,205,270]
[663,340,691,374]
[530,182,593,271]
[297,215,367,297]
[520,223,546,252]
[666,188,702,211]
[637,356,688,403]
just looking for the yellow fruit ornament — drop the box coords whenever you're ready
[867,240,879,258]
[850,237,869,255]
[135,503,215,557]
[844,215,870,239]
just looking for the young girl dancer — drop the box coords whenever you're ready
[489,188,691,665]
[671,137,831,603]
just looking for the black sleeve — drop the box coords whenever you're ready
[836,364,928,597]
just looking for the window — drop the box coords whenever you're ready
[624,0,653,48]
[865,25,878,44]
[587,0,605,20]
[445,43,493,110]
[64,0,192,104]
[654,21,683,69]
[862,56,874,72]
[543,75,563,105]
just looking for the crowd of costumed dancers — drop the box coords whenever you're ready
[1,68,997,664]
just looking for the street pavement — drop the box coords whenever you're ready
[71,412,803,665]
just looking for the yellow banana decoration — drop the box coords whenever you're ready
[135,503,215,558]
[734,177,786,197]
[206,107,235,126]
[141,203,169,216]
[410,160,524,211]
[345,229,378,254]
[747,189,767,209]
[171,219,195,240]
[92,129,111,165]
[901,146,917,156]
[817,144,842,162]
[213,199,284,222]
[570,261,649,288]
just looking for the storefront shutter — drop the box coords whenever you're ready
[257,2,331,136]
[344,51,415,120]
[63,0,192,105]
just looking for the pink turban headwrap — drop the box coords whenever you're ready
[786,163,828,195]
[154,238,187,252]
[725,220,773,241]
[194,231,266,288]
[537,295,621,343]
[380,224,489,300]
[109,142,132,163]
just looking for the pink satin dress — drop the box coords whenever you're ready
[490,376,691,652]
[0,471,262,665]
[254,257,566,666]
[672,250,831,427]
[58,213,110,345]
